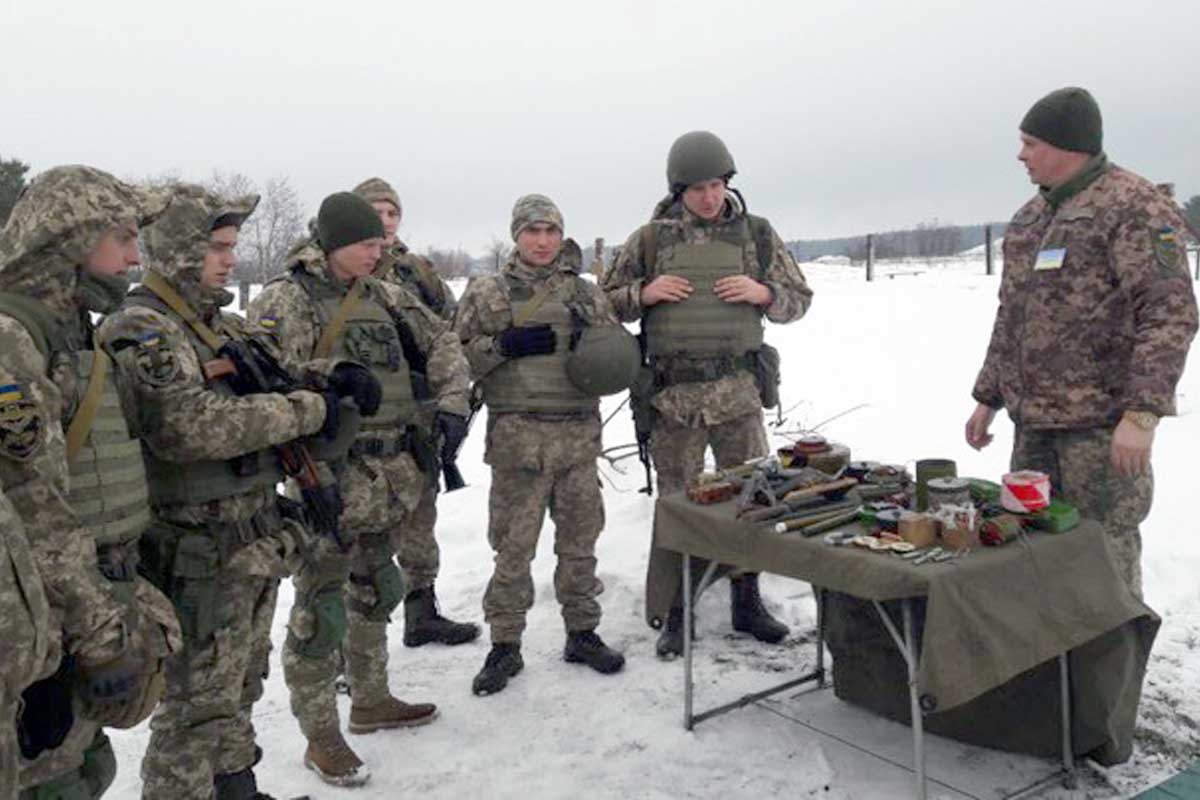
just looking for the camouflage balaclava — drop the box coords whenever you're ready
[510,194,563,241]
[352,177,401,216]
[1020,87,1103,155]
[142,183,259,314]
[0,165,169,315]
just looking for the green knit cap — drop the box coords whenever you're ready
[1020,87,1103,155]
[317,192,384,253]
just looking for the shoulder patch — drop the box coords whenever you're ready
[1154,227,1185,276]
[0,387,43,461]
[134,337,180,387]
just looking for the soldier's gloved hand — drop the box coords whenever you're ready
[329,363,382,416]
[320,392,342,441]
[436,412,469,463]
[497,324,556,358]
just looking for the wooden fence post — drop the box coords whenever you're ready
[985,225,994,276]
[866,234,875,282]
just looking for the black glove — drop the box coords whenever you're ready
[18,657,75,758]
[496,324,556,358]
[436,412,469,463]
[329,363,382,416]
[320,391,342,441]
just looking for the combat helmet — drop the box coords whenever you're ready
[667,131,736,192]
[565,325,641,397]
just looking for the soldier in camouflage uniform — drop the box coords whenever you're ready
[352,177,479,648]
[0,166,183,800]
[249,191,469,787]
[1,487,50,800]
[99,183,353,800]
[601,132,814,659]
[455,194,626,696]
[967,88,1199,599]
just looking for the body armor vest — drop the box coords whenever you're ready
[643,226,764,358]
[303,275,425,438]
[482,277,597,414]
[65,350,153,546]
[124,291,283,506]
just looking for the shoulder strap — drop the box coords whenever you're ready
[140,272,226,352]
[312,278,365,359]
[511,280,557,327]
[746,214,774,275]
[639,224,659,274]
[64,339,109,463]
[0,292,69,364]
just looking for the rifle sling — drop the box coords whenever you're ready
[65,339,110,464]
[312,279,365,359]
[140,271,227,352]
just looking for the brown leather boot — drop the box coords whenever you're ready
[303,729,370,787]
[348,695,439,734]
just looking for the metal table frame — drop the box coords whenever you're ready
[680,553,1078,800]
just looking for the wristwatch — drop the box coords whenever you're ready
[1122,410,1159,431]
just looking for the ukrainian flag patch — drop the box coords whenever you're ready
[0,384,23,404]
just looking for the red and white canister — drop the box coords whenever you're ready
[1000,470,1051,513]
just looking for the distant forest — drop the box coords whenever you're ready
[786,221,1009,263]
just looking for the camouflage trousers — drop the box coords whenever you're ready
[18,731,115,800]
[484,462,605,643]
[390,477,439,594]
[1012,426,1152,598]
[644,411,769,626]
[283,531,396,739]
[140,575,278,800]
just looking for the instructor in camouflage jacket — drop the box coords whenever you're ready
[456,194,626,697]
[602,131,813,659]
[249,192,470,788]
[967,88,1198,598]
[99,184,341,800]
[0,166,181,800]
[353,176,479,649]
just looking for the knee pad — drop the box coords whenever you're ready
[287,585,347,659]
[350,561,404,622]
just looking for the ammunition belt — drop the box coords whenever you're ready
[492,410,597,422]
[651,353,755,387]
[350,428,421,459]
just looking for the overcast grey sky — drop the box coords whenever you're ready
[4,0,1198,254]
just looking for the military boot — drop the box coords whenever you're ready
[472,643,524,696]
[348,695,438,734]
[730,573,789,644]
[563,630,625,674]
[655,605,696,660]
[214,767,265,800]
[303,729,371,787]
[403,586,481,647]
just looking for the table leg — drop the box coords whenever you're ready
[815,587,826,688]
[1059,653,1077,788]
[903,600,927,800]
[683,552,694,731]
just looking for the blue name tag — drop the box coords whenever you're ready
[1035,248,1066,271]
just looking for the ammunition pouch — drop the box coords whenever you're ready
[348,561,404,622]
[652,352,755,387]
[287,584,347,659]
[753,343,782,409]
[18,731,116,800]
[629,365,658,443]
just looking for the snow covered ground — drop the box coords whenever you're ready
[107,257,1199,799]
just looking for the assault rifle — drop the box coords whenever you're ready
[203,338,348,552]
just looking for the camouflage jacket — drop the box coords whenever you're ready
[0,485,53,692]
[374,240,458,321]
[249,243,470,522]
[973,157,1199,428]
[602,198,813,428]
[455,243,614,471]
[98,184,328,526]
[0,166,169,667]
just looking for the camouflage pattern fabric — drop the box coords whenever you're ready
[457,244,615,643]
[973,158,1199,427]
[509,193,564,240]
[251,245,469,741]
[98,183,317,798]
[139,576,279,797]
[643,412,768,625]
[352,176,401,217]
[602,198,812,427]
[374,241,458,321]
[0,166,169,678]
[0,486,51,713]
[390,477,440,594]
[1011,426,1151,598]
